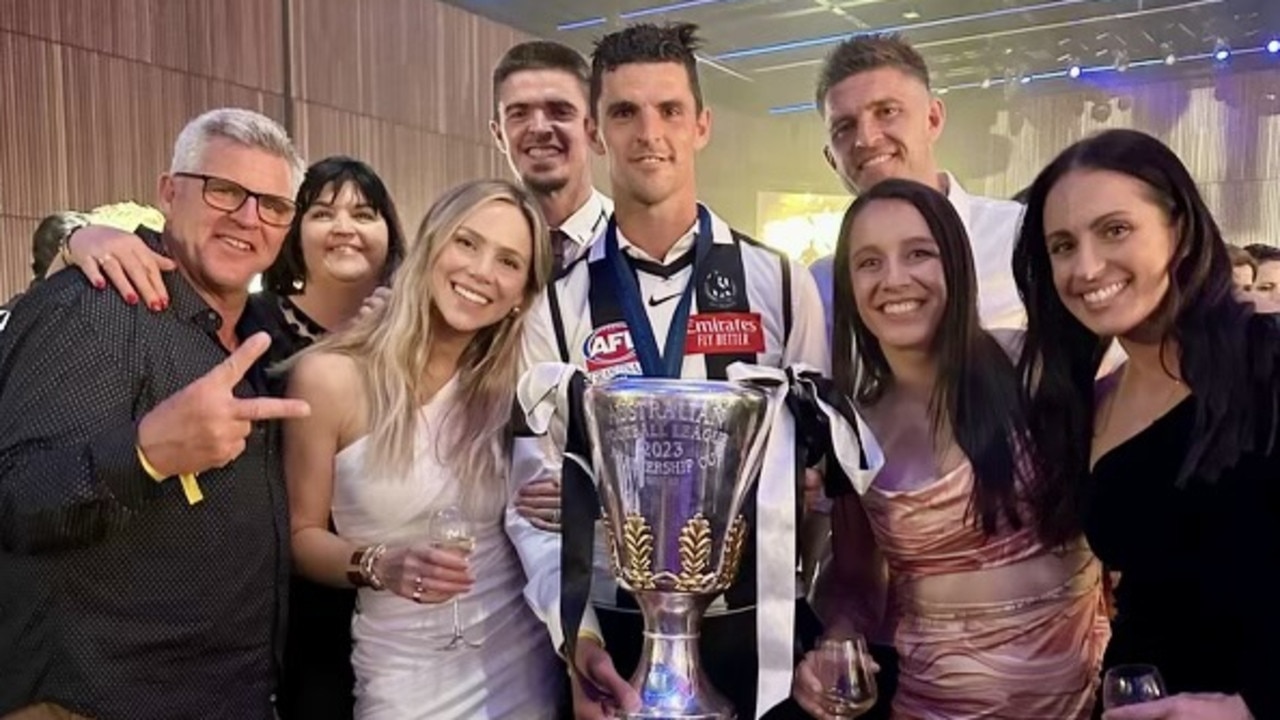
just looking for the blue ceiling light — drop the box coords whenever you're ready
[1214,38,1231,61]
[769,39,1280,113]
[620,0,736,21]
[557,16,606,31]
[715,0,1095,61]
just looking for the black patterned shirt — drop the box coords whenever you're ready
[0,240,287,719]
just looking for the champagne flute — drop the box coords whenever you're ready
[428,505,480,650]
[812,634,878,718]
[1102,664,1166,709]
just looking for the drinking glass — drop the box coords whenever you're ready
[1102,664,1166,709]
[428,505,479,650]
[812,634,878,718]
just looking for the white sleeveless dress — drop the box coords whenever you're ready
[330,379,560,719]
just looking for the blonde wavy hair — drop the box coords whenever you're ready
[294,179,552,516]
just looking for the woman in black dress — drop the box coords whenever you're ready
[261,157,407,720]
[1014,128,1279,719]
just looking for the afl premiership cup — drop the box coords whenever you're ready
[583,377,772,720]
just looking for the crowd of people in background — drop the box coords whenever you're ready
[1,21,1276,720]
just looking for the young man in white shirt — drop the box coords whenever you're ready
[490,40,612,272]
[513,22,828,720]
[801,33,1027,720]
[808,33,1025,334]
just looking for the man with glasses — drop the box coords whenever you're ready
[0,107,311,720]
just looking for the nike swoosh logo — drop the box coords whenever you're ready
[648,292,682,307]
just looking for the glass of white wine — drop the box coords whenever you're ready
[428,505,479,651]
[813,634,878,718]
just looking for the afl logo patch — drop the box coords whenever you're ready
[703,270,737,308]
[583,321,636,371]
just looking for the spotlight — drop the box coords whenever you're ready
[1159,42,1176,65]
[1214,38,1231,62]
[1065,54,1082,78]
[1268,39,1280,54]
[1091,101,1112,123]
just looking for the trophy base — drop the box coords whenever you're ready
[623,592,737,720]
[622,710,733,720]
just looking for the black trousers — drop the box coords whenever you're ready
[276,576,357,720]
[594,601,821,719]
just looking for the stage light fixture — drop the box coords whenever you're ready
[1268,39,1280,54]
[1214,38,1231,62]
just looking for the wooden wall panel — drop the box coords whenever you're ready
[1,0,531,303]
[294,101,511,233]
[291,0,524,143]
[1,31,69,219]
[0,0,284,91]
[0,216,41,302]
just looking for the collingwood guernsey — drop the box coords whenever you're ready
[515,203,828,619]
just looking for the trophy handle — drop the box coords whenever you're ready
[734,381,785,510]
[563,451,598,487]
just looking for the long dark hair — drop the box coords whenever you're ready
[263,156,406,295]
[1014,129,1267,544]
[832,178,1032,536]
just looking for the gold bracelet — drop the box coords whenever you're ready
[359,543,387,591]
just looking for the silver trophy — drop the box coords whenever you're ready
[583,377,773,720]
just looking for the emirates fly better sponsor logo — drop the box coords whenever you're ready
[583,313,767,372]
[684,312,765,355]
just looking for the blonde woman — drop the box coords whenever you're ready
[284,179,557,719]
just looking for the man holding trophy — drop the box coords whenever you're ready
[513,21,830,720]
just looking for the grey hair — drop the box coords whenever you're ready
[169,108,306,192]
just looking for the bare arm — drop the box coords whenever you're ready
[285,352,473,600]
[62,225,177,309]
[811,492,891,641]
[285,352,356,587]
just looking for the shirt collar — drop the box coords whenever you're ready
[941,170,973,233]
[616,219,700,265]
[143,227,261,339]
[555,188,610,247]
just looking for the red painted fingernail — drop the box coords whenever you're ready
[125,293,138,305]
[161,299,169,310]
[93,279,106,290]
[149,301,163,312]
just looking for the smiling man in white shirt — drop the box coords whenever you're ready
[490,40,613,270]
[800,34,1028,720]
[807,33,1025,335]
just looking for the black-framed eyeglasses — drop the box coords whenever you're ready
[174,172,297,227]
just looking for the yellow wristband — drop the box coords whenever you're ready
[136,446,203,505]
[136,446,166,481]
